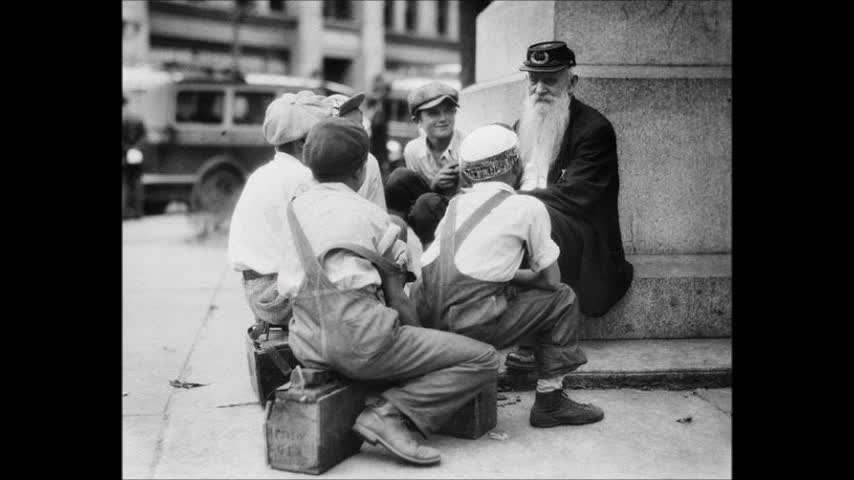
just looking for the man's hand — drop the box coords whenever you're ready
[431,162,460,191]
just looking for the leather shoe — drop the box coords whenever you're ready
[529,389,604,427]
[352,402,441,465]
[505,347,536,371]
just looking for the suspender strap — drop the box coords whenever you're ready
[438,190,512,274]
[433,190,512,326]
[286,198,334,288]
[318,242,405,277]
[454,190,512,247]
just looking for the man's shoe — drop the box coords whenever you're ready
[505,347,537,372]
[529,389,605,427]
[352,402,441,466]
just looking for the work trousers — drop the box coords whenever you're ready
[424,283,588,380]
[293,321,499,438]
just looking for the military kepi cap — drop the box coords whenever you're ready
[519,41,576,73]
[407,81,459,116]
[303,117,369,177]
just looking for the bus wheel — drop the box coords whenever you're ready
[143,201,169,216]
[192,167,244,215]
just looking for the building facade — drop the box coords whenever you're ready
[122,0,463,90]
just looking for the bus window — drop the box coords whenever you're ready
[233,91,276,125]
[176,90,225,124]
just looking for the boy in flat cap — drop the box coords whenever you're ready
[280,117,499,466]
[505,40,634,372]
[384,81,464,246]
[411,124,604,427]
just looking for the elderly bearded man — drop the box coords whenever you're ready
[506,41,634,371]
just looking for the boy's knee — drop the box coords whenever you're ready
[474,344,501,371]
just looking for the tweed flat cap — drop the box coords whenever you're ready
[407,81,459,116]
[262,90,332,145]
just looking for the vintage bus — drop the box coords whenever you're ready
[122,66,354,214]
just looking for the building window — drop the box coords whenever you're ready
[437,0,448,36]
[270,0,285,12]
[404,0,416,32]
[384,0,394,29]
[323,0,353,21]
[236,0,252,9]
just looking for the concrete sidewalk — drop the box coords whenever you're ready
[122,215,731,479]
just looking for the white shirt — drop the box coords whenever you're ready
[228,151,388,275]
[358,153,386,211]
[277,183,409,297]
[421,182,559,282]
[403,129,464,184]
[227,151,314,274]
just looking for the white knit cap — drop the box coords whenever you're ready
[459,124,520,181]
[262,90,333,145]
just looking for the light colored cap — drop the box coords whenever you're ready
[262,90,333,145]
[325,92,366,117]
[407,81,459,116]
[459,124,520,181]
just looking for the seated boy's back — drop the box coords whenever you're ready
[278,183,406,299]
[420,181,557,284]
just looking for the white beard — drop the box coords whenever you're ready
[517,92,570,188]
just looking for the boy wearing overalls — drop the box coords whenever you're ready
[412,124,604,427]
[278,117,499,466]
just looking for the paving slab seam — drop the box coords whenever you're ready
[148,263,230,479]
[692,390,732,417]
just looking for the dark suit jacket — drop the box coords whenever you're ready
[519,97,633,317]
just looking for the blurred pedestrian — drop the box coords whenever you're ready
[368,75,392,175]
[122,96,147,219]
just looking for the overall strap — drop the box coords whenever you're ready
[453,189,512,248]
[286,198,333,287]
[317,242,404,276]
[436,190,512,280]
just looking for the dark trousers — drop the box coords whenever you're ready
[123,164,144,218]
[384,168,450,245]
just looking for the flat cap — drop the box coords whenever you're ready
[303,117,370,178]
[519,41,576,73]
[459,124,520,182]
[325,92,366,117]
[407,81,459,116]
[262,90,332,145]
